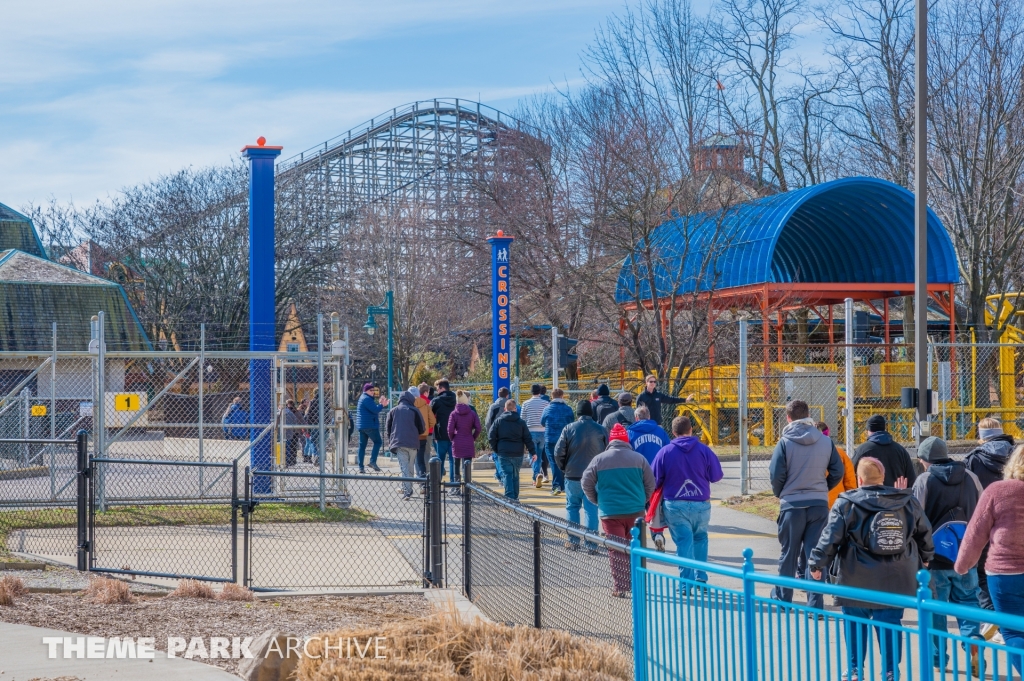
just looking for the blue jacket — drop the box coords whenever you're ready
[627,419,670,465]
[540,399,575,443]
[356,392,384,430]
[222,403,248,439]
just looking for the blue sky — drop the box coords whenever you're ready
[0,0,623,208]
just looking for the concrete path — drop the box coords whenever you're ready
[0,621,240,681]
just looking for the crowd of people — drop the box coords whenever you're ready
[349,374,1024,673]
[772,407,1024,679]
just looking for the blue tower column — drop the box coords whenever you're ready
[487,231,514,401]
[242,137,281,493]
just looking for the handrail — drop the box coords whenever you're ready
[91,457,232,468]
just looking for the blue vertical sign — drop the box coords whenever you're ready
[488,231,514,401]
[242,137,281,493]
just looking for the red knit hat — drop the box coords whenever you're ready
[609,423,629,443]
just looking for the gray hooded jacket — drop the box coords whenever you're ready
[770,418,844,510]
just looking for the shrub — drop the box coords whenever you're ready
[297,609,631,681]
[0,575,26,596]
[0,585,13,606]
[217,582,255,601]
[169,578,214,599]
[85,576,133,604]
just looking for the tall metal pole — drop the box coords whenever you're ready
[551,326,559,391]
[385,290,394,401]
[317,312,326,511]
[914,0,930,444]
[199,324,205,496]
[50,321,56,441]
[738,321,749,495]
[845,299,856,457]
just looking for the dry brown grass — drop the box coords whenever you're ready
[0,575,26,596]
[168,578,214,599]
[84,577,133,604]
[0,585,14,607]
[297,609,632,681]
[217,582,255,601]
[723,490,781,520]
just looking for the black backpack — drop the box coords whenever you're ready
[866,509,908,555]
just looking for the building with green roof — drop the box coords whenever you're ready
[0,202,150,352]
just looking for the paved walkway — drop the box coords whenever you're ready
[0,621,240,681]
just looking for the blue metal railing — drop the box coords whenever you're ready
[630,529,1024,681]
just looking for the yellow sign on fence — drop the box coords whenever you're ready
[114,394,140,411]
[30,405,47,417]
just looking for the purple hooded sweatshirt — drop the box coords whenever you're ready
[651,436,724,502]
[447,403,482,459]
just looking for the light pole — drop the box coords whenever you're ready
[364,290,394,400]
[914,0,929,443]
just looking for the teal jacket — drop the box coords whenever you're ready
[581,440,656,518]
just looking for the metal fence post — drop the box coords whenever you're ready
[630,526,647,681]
[739,320,749,495]
[242,466,251,587]
[317,313,326,512]
[230,460,238,583]
[844,298,855,457]
[742,548,757,681]
[75,430,89,572]
[96,310,106,511]
[463,458,472,600]
[428,456,443,587]
[634,517,647,571]
[199,324,205,497]
[917,570,934,681]
[533,519,542,628]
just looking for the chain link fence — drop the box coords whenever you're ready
[465,481,633,651]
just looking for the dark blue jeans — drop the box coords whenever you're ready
[433,439,452,479]
[357,428,381,469]
[842,607,905,679]
[772,504,827,609]
[545,441,564,491]
[495,455,520,500]
[989,573,1024,674]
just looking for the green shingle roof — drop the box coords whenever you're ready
[0,203,46,258]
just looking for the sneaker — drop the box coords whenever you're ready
[653,534,666,552]
[358,467,366,474]
[534,476,543,488]
[564,541,579,551]
[611,590,629,598]
[402,493,412,501]
[551,488,563,496]
[368,463,382,472]
[840,674,858,681]
[980,622,999,641]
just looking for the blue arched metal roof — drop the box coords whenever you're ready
[615,176,959,304]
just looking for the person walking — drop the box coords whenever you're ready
[485,387,510,432]
[539,385,551,402]
[540,388,574,495]
[651,416,724,577]
[303,389,322,464]
[414,383,436,479]
[955,445,1024,674]
[964,418,1013,614]
[911,436,984,669]
[629,405,671,548]
[520,384,550,488]
[554,400,607,550]
[385,389,425,500]
[601,392,636,431]
[447,390,481,486]
[637,374,686,429]
[582,423,655,597]
[966,418,1015,489]
[769,399,845,609]
[279,399,304,467]
[430,379,458,481]
[593,384,618,425]
[356,383,388,473]
[222,397,248,440]
[488,400,536,500]
[817,421,857,508]
[809,456,935,681]
[852,415,917,488]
